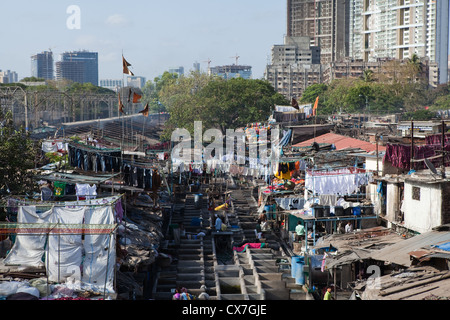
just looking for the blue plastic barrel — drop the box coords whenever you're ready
[291,256,304,278]
[295,263,305,285]
[352,206,361,216]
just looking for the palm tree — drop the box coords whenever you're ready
[362,69,374,83]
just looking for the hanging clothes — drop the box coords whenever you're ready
[76,184,97,200]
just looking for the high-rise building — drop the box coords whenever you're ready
[100,79,123,92]
[168,66,185,77]
[127,76,146,89]
[351,0,449,84]
[265,36,322,99]
[55,51,98,85]
[0,70,18,83]
[287,0,350,64]
[193,62,201,73]
[31,51,54,80]
[209,65,252,80]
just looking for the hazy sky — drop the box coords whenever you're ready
[0,0,286,82]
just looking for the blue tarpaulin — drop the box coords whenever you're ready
[435,242,450,252]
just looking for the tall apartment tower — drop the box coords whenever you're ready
[55,51,99,85]
[31,51,54,80]
[287,0,350,64]
[352,0,449,84]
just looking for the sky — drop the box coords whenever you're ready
[0,0,286,82]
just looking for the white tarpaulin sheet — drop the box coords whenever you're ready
[4,206,53,267]
[82,206,115,292]
[4,197,119,292]
[46,206,85,283]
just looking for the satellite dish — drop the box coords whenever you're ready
[424,158,437,174]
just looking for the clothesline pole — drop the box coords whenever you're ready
[410,120,414,171]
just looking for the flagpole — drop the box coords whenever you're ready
[121,50,125,166]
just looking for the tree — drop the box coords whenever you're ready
[300,83,328,104]
[159,74,288,139]
[0,110,38,195]
[361,69,374,83]
[141,71,179,114]
[197,77,288,133]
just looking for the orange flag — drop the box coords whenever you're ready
[118,92,125,114]
[313,96,319,116]
[133,92,142,103]
[122,55,134,76]
[139,103,149,117]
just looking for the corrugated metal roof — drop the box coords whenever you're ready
[293,132,386,153]
[371,230,450,266]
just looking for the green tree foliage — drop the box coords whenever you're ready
[401,109,434,121]
[297,57,450,116]
[0,110,38,195]
[64,82,115,94]
[299,83,327,104]
[141,71,179,113]
[158,74,288,139]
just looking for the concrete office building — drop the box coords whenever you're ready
[55,51,98,85]
[287,0,350,64]
[31,51,54,80]
[265,36,322,99]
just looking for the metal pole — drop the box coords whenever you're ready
[24,92,28,132]
[376,133,379,176]
[410,120,414,171]
[442,120,446,178]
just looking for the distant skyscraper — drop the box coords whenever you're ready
[168,66,185,77]
[100,79,123,92]
[0,70,18,83]
[127,76,146,89]
[55,50,98,85]
[31,51,54,80]
[287,0,350,64]
[193,62,200,73]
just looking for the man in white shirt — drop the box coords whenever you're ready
[345,221,354,233]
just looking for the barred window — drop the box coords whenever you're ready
[412,186,420,201]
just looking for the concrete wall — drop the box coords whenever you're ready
[402,181,442,234]
[386,183,400,223]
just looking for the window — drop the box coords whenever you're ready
[412,186,420,201]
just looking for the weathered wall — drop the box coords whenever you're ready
[402,181,442,233]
